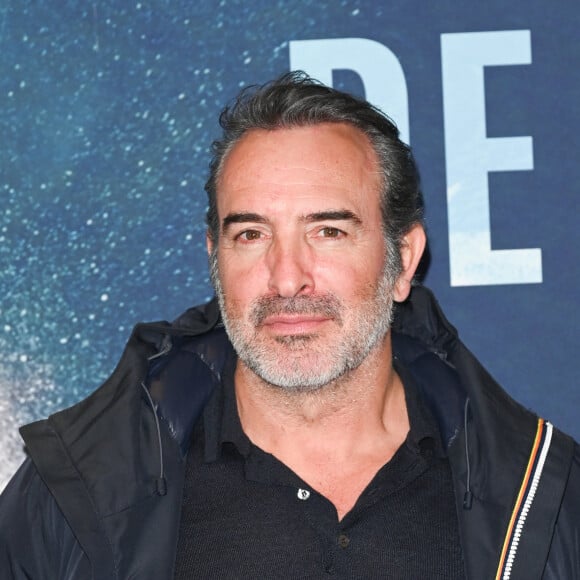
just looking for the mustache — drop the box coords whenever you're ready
[250,295,343,326]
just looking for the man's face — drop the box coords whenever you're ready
[210,123,396,391]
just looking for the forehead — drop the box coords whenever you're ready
[216,123,382,217]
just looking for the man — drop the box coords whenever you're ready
[0,72,578,579]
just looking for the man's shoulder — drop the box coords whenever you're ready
[0,306,231,578]
[22,297,224,437]
[14,299,228,509]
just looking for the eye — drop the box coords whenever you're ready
[319,226,344,238]
[236,229,263,242]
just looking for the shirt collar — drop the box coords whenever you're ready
[202,354,445,463]
[395,358,446,458]
[203,350,251,462]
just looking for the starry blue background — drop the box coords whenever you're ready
[1,0,579,486]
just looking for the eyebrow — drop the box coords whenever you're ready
[221,209,362,233]
[302,210,362,225]
[222,212,267,233]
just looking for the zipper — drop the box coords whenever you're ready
[495,418,553,579]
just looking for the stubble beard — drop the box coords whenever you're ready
[210,250,396,393]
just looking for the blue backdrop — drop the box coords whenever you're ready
[1,0,578,488]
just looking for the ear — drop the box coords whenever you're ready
[206,230,214,257]
[393,224,426,303]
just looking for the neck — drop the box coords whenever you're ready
[234,334,409,519]
[234,334,409,459]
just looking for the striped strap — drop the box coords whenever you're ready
[495,418,553,580]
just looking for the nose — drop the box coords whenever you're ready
[266,237,315,297]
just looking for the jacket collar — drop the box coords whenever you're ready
[151,285,469,457]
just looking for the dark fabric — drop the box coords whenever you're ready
[0,286,578,579]
[174,358,463,578]
[175,442,462,579]
[0,458,90,578]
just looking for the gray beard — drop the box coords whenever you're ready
[210,250,396,392]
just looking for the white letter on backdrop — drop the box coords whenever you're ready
[289,38,409,143]
[441,30,542,286]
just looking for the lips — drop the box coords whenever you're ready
[250,295,343,328]
[261,314,332,335]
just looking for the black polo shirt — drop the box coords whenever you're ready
[174,355,464,579]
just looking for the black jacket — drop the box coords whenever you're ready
[0,286,578,579]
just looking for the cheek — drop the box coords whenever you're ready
[317,252,385,295]
[218,255,261,305]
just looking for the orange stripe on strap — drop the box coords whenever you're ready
[495,418,544,580]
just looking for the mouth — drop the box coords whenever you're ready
[261,314,332,335]
[249,295,343,337]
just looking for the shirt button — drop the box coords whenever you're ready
[297,488,310,500]
[338,533,350,549]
